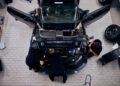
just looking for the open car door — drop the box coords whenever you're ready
[7,6,36,27]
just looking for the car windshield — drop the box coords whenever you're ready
[41,5,77,23]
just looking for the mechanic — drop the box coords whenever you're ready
[87,39,103,58]
[26,47,67,82]
[40,48,67,83]
[26,47,44,72]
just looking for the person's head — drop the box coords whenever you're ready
[48,48,55,54]
[91,39,102,53]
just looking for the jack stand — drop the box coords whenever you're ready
[83,74,92,86]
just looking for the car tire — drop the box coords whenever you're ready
[98,0,113,5]
[105,24,120,42]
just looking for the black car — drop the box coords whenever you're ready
[7,0,111,83]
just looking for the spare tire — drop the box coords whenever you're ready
[105,24,120,42]
[98,0,113,5]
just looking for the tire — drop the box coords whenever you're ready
[105,24,120,42]
[98,0,113,5]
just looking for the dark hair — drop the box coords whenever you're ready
[91,39,102,55]
[94,39,102,44]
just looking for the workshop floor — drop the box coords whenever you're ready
[0,0,120,86]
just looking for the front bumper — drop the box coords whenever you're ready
[31,28,87,48]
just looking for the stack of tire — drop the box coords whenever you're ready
[105,24,120,43]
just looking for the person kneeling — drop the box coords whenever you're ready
[26,47,44,72]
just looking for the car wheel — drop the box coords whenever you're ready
[98,0,113,5]
[105,24,120,42]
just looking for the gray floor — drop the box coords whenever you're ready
[110,0,120,25]
[0,0,120,86]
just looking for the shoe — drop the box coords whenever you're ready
[63,72,67,83]
[49,75,54,81]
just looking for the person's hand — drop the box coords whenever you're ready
[89,36,94,40]
[35,8,39,16]
[90,36,94,39]
[40,60,44,65]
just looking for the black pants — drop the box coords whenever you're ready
[44,54,67,83]
[26,47,44,70]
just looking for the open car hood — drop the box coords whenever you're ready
[40,4,77,30]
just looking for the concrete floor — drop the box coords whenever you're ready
[0,0,120,86]
[110,0,120,25]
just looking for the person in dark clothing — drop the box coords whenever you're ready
[41,48,67,83]
[46,54,67,83]
[87,39,102,58]
[26,47,44,72]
